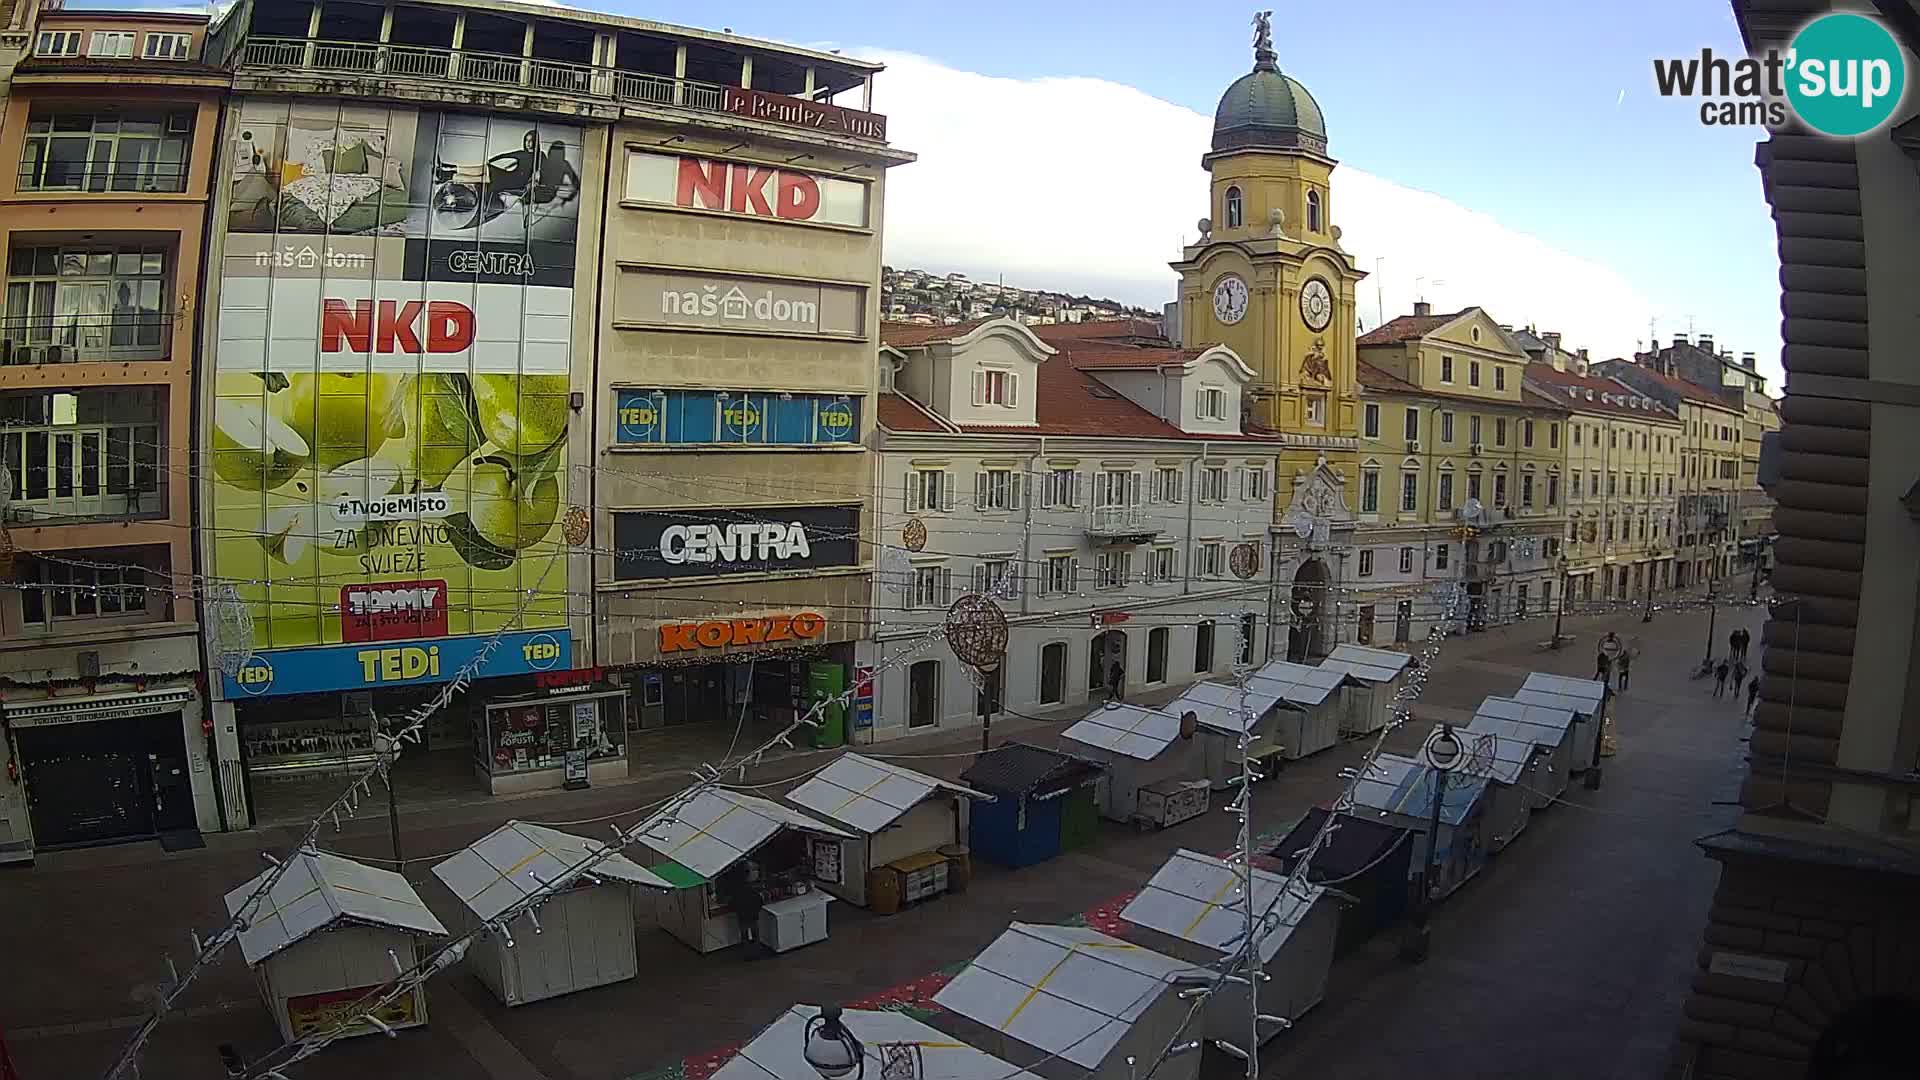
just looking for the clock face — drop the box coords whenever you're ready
[1300,278,1334,332]
[1212,275,1249,326]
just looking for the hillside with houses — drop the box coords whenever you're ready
[882,265,1160,327]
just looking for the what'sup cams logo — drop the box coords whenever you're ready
[1654,12,1907,137]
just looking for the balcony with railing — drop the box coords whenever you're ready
[0,312,175,365]
[0,389,165,525]
[1086,505,1157,541]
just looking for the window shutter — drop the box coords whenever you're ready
[941,567,952,604]
[972,564,987,594]
[941,472,955,512]
[1129,471,1141,506]
[972,369,987,407]
[1009,472,1023,509]
[974,472,989,510]
[905,473,920,513]
[1006,373,1020,408]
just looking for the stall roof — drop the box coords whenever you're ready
[226,850,445,966]
[934,923,1194,1069]
[1320,644,1416,684]
[786,753,989,835]
[1471,695,1577,745]
[1269,806,1411,881]
[433,821,672,922]
[634,789,853,881]
[1455,729,1534,786]
[1121,848,1323,964]
[714,1005,1046,1080]
[961,743,1104,799]
[1515,672,1607,716]
[1351,754,1487,827]
[1164,680,1289,736]
[1062,702,1186,761]
[1248,660,1352,706]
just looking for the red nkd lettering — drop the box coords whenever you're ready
[675,157,728,211]
[320,299,475,354]
[776,171,820,220]
[728,165,775,216]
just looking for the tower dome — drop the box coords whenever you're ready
[1212,16,1327,155]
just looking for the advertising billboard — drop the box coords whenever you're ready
[612,268,866,337]
[622,151,870,228]
[610,504,861,581]
[612,389,859,447]
[211,100,583,697]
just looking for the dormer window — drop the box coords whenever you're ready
[88,31,136,59]
[1197,386,1227,420]
[974,368,1018,408]
[1224,186,1243,229]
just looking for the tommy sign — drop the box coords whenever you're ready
[623,152,870,228]
[612,504,860,580]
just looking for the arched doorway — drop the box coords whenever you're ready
[1088,629,1128,697]
[1287,559,1331,662]
[1809,995,1920,1080]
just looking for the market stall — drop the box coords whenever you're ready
[1270,807,1413,956]
[783,753,988,911]
[1247,660,1354,759]
[1512,673,1607,773]
[1162,681,1291,790]
[934,922,1201,1080]
[474,688,629,796]
[1467,695,1577,805]
[714,1004,1045,1080]
[632,789,853,954]
[961,743,1105,868]
[1351,753,1491,901]
[226,849,446,1042]
[1060,703,1208,828]
[1317,644,1415,735]
[1120,848,1338,1047]
[431,820,670,1006]
[1451,729,1539,852]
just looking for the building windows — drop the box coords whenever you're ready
[1195,621,1216,673]
[1147,546,1178,584]
[1306,190,1322,233]
[1039,642,1067,705]
[1041,554,1079,595]
[1523,419,1535,448]
[1149,466,1181,505]
[1641,432,1649,451]
[1493,471,1509,507]
[87,30,136,58]
[19,109,192,194]
[1198,466,1230,503]
[1607,473,1617,496]
[1495,366,1507,391]
[1360,468,1379,513]
[1358,549,1374,576]
[1470,415,1483,446]
[1440,355,1454,383]
[1437,471,1454,511]
[1224,186,1243,229]
[1517,583,1529,617]
[35,29,81,56]
[1304,393,1326,426]
[907,469,950,513]
[1197,541,1224,578]
[1435,543,1450,570]
[1572,424,1582,447]
[19,554,152,626]
[142,32,193,60]
[972,557,1017,596]
[1469,360,1482,387]
[1545,537,1561,559]
[1521,472,1535,508]
[974,468,1024,512]
[1590,470,1600,496]
[1096,550,1131,589]
[1,390,162,519]
[1404,407,1419,442]
[908,660,940,728]
[1398,547,1415,574]
[1147,627,1170,684]
[1400,470,1418,513]
[1197,386,1227,420]
[1357,605,1374,645]
[1605,520,1616,543]
[5,244,172,361]
[909,564,953,609]
[1441,412,1455,443]
[1043,468,1080,509]
[1363,402,1380,438]
[1467,469,1483,502]
[1609,428,1618,449]
[1240,466,1268,501]
[1494,417,1508,446]
[974,368,1018,407]
[1239,613,1257,665]
[1547,473,1560,507]
[1572,473,1583,499]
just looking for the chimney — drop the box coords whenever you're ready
[1575,347,1589,373]
[1674,333,1689,347]
[1412,300,1432,317]
[1543,331,1562,352]
[1698,333,1714,354]
[1740,350,1756,369]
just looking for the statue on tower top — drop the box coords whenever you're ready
[1252,10,1276,71]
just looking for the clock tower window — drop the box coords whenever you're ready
[1224,186,1243,229]
[1307,190,1322,233]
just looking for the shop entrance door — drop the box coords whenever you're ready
[16,713,187,848]
[663,666,727,727]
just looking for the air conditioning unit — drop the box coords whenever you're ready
[0,339,13,365]
[1469,442,1484,456]
[1406,439,1420,452]
[45,343,68,364]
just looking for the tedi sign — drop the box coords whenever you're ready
[1653,12,1906,135]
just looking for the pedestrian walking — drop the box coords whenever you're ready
[1617,652,1632,691]
[1728,629,1742,663]
[1747,675,1761,715]
[1107,660,1125,702]
[1732,659,1748,692]
[1595,651,1612,687]
[1713,660,1730,698]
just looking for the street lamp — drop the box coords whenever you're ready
[1549,554,1570,649]
[1401,724,1463,964]
[803,1006,865,1080]
[1641,548,1661,623]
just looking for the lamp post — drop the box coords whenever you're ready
[1550,554,1570,649]
[1401,723,1463,964]
[803,1005,865,1080]
[1642,548,1661,623]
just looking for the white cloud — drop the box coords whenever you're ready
[868,50,1665,362]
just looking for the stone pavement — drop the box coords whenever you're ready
[0,596,1758,1079]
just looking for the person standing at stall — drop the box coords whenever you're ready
[720,864,765,956]
[1617,651,1633,692]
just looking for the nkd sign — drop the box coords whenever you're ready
[624,151,870,228]
[611,503,860,580]
[614,268,865,337]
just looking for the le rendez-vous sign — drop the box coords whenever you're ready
[721,87,887,142]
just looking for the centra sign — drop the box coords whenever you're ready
[660,521,813,566]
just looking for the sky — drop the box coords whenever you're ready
[111,0,1785,386]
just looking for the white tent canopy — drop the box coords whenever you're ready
[1062,703,1185,761]
[1515,673,1606,716]
[1164,681,1286,736]
[1319,644,1414,684]
[786,753,988,834]
[1247,660,1350,706]
[934,922,1195,1070]
[433,821,671,922]
[633,789,853,880]
[714,1006,1046,1080]
[227,849,445,966]
[1120,848,1322,964]
[1471,696,1577,746]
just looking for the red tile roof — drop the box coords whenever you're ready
[1523,363,1678,421]
[1357,362,1570,414]
[876,392,952,433]
[1356,311,1466,346]
[1032,318,1167,344]
[1053,345,1204,370]
[880,319,995,347]
[1593,359,1741,410]
[1356,362,1420,395]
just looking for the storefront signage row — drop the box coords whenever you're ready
[624,151,871,229]
[658,612,827,654]
[614,389,859,448]
[221,630,572,699]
